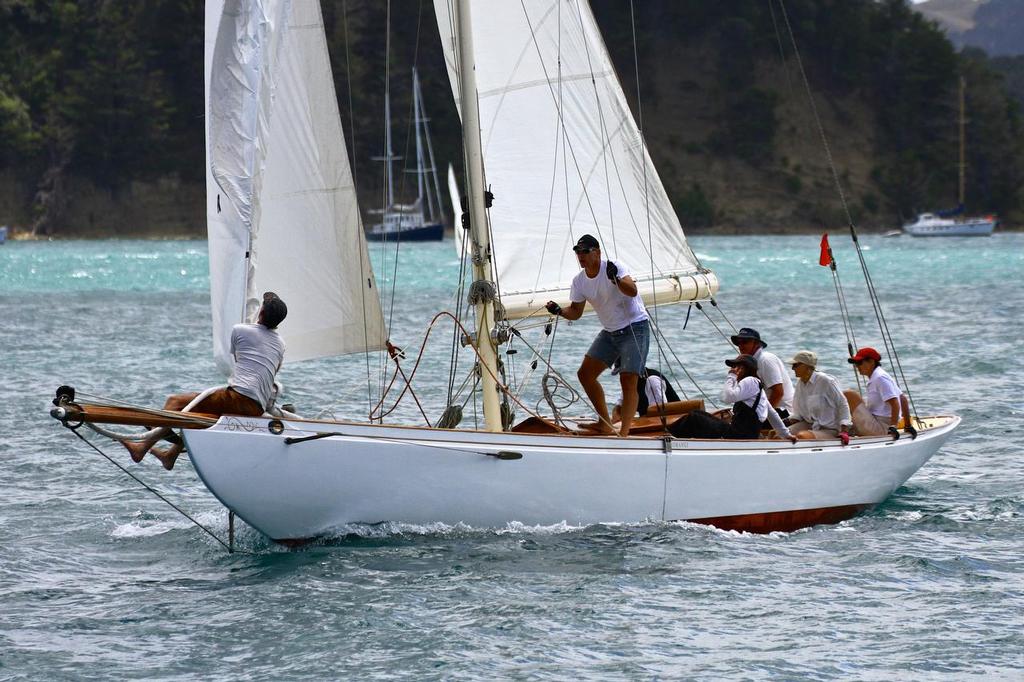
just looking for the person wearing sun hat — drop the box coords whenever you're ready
[843,346,915,439]
[730,327,794,420]
[544,234,649,437]
[786,350,853,445]
[669,354,793,441]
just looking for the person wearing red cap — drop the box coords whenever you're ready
[844,347,913,438]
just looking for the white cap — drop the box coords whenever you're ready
[788,350,818,368]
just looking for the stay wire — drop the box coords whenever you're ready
[629,0,662,373]
[341,0,375,416]
[827,250,863,392]
[776,0,916,418]
[695,301,734,347]
[768,0,859,391]
[446,213,471,407]
[518,1,607,247]
[530,2,566,298]
[376,0,395,412]
[708,298,738,335]
[573,0,617,257]
[648,317,718,408]
[66,428,247,554]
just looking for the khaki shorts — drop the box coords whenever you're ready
[790,421,838,439]
[852,403,888,436]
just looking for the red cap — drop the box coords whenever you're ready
[848,347,881,364]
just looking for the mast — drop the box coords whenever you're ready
[384,87,395,208]
[958,76,966,207]
[415,70,446,224]
[454,0,503,432]
[413,69,427,215]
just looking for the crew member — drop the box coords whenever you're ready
[545,234,649,437]
[787,350,853,444]
[123,292,288,469]
[669,354,794,441]
[731,327,794,419]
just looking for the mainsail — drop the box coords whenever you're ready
[434,0,717,319]
[205,0,385,375]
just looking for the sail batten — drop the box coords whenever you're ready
[434,1,715,320]
[205,0,386,373]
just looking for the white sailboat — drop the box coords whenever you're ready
[52,0,958,544]
[366,69,447,242]
[903,77,997,237]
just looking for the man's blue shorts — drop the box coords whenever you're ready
[585,319,650,375]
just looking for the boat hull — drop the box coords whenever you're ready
[903,218,996,236]
[184,415,958,541]
[365,222,444,242]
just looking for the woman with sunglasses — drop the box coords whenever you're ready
[843,346,915,439]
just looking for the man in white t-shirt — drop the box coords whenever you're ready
[731,327,793,419]
[843,346,916,439]
[545,234,649,436]
[123,292,288,469]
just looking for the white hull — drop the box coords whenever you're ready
[185,415,959,541]
[903,215,996,236]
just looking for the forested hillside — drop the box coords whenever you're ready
[0,0,1021,236]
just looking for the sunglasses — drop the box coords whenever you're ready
[573,247,596,254]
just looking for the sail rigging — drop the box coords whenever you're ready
[205,0,386,374]
[433,0,717,320]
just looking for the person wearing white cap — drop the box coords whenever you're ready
[786,350,853,445]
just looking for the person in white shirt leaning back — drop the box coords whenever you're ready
[844,346,917,440]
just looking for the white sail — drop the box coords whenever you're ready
[433,0,717,319]
[448,164,464,255]
[205,0,385,374]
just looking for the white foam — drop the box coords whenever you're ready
[111,511,223,538]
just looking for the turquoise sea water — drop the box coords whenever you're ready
[2,235,1022,678]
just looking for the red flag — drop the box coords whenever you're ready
[819,233,832,267]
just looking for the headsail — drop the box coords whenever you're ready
[205,0,385,375]
[434,0,716,319]
[448,164,464,256]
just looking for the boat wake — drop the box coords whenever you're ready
[110,510,224,539]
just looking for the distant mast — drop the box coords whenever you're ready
[958,76,966,207]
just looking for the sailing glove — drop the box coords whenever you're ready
[545,301,562,316]
[606,260,619,282]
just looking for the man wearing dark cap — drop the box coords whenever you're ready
[123,291,288,469]
[731,327,793,419]
[669,354,793,440]
[843,346,915,438]
[544,234,649,436]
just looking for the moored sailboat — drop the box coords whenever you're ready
[50,0,959,544]
[366,69,447,242]
[903,77,997,237]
